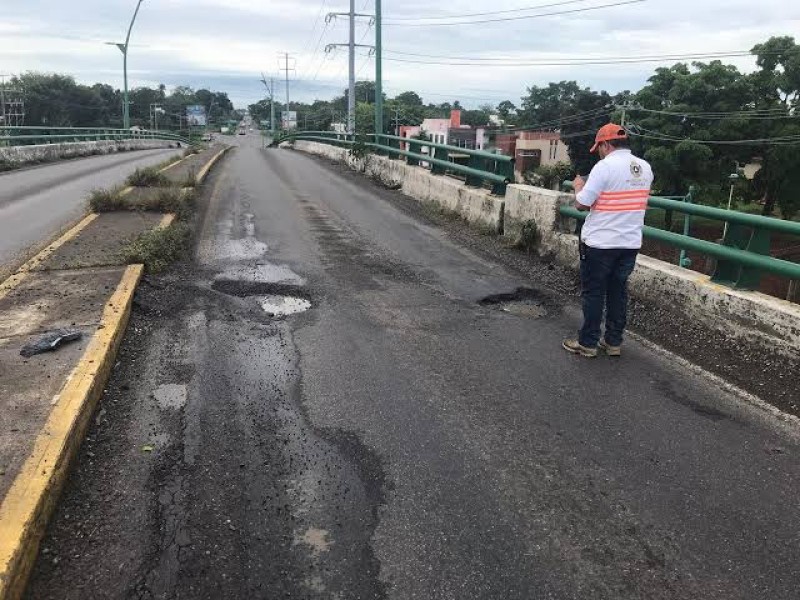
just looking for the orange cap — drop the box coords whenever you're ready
[590,123,627,153]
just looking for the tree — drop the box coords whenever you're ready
[496,100,517,123]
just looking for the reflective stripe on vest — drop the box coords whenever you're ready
[594,189,650,212]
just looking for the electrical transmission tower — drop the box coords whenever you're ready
[0,75,25,127]
[325,1,375,134]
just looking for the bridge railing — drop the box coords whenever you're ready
[0,126,190,146]
[559,187,800,290]
[274,130,514,195]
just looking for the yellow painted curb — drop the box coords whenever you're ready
[195,146,231,185]
[159,155,186,173]
[0,264,144,600]
[0,213,98,303]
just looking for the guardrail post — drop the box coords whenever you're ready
[465,155,483,188]
[407,140,420,166]
[491,156,514,195]
[678,187,694,268]
[430,145,447,175]
[711,221,771,290]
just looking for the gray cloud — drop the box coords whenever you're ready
[1,0,798,108]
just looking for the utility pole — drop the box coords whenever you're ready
[374,0,383,136]
[325,5,375,135]
[0,74,7,127]
[260,74,276,134]
[278,54,295,130]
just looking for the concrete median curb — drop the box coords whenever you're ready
[0,264,143,600]
[196,146,231,185]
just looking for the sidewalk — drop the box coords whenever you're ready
[0,144,230,600]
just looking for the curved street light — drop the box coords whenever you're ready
[106,0,145,130]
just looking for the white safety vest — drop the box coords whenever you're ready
[576,149,653,249]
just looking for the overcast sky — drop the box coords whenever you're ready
[1,0,799,109]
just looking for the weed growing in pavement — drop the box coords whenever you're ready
[126,166,172,187]
[515,219,541,252]
[123,222,192,273]
[180,167,198,188]
[88,187,126,212]
[183,145,202,158]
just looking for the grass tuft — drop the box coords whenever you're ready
[126,166,172,187]
[88,187,126,212]
[123,222,192,273]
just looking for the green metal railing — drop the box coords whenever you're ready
[558,188,800,290]
[0,126,190,146]
[274,130,514,195]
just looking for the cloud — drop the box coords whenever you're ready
[1,0,798,108]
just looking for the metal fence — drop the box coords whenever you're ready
[274,130,514,195]
[559,191,800,291]
[0,126,190,146]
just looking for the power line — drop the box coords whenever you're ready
[628,105,798,120]
[377,51,762,67]
[381,48,762,63]
[627,123,800,145]
[384,0,593,21]
[383,0,646,27]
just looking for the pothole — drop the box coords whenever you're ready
[212,280,313,317]
[479,287,549,318]
[153,384,187,410]
[257,295,312,317]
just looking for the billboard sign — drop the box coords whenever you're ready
[186,105,207,127]
[282,111,297,130]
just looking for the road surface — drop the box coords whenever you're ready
[0,147,181,273]
[27,132,800,600]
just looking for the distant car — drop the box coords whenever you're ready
[238,129,246,135]
[201,133,212,142]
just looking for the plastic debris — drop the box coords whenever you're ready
[20,329,82,358]
[142,445,155,453]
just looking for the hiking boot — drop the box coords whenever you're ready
[599,339,622,357]
[562,339,598,358]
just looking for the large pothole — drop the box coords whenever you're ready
[479,287,550,318]
[212,280,313,317]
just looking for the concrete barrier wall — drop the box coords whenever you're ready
[291,140,504,232]
[0,139,180,168]
[289,141,800,355]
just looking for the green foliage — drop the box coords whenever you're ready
[126,167,172,188]
[515,220,540,252]
[88,187,126,212]
[525,162,575,190]
[123,223,192,273]
[349,135,371,160]
[8,73,235,130]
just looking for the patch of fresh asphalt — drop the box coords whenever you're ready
[0,147,181,272]
[26,135,800,600]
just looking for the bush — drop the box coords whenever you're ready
[88,187,126,212]
[126,166,171,187]
[183,145,202,158]
[180,168,198,188]
[524,162,575,190]
[123,223,192,273]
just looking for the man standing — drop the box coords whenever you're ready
[562,124,653,358]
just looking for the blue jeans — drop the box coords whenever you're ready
[578,243,638,348]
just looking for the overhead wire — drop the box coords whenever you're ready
[383,0,646,27]
[384,0,594,21]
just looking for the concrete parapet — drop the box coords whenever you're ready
[291,140,504,233]
[0,139,180,169]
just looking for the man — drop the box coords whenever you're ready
[562,123,653,358]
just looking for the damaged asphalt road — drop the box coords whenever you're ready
[26,136,800,600]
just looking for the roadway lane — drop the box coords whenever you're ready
[0,147,181,272]
[27,133,800,600]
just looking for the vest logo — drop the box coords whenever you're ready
[630,162,643,178]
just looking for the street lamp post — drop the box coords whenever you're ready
[108,0,145,130]
[724,172,740,238]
